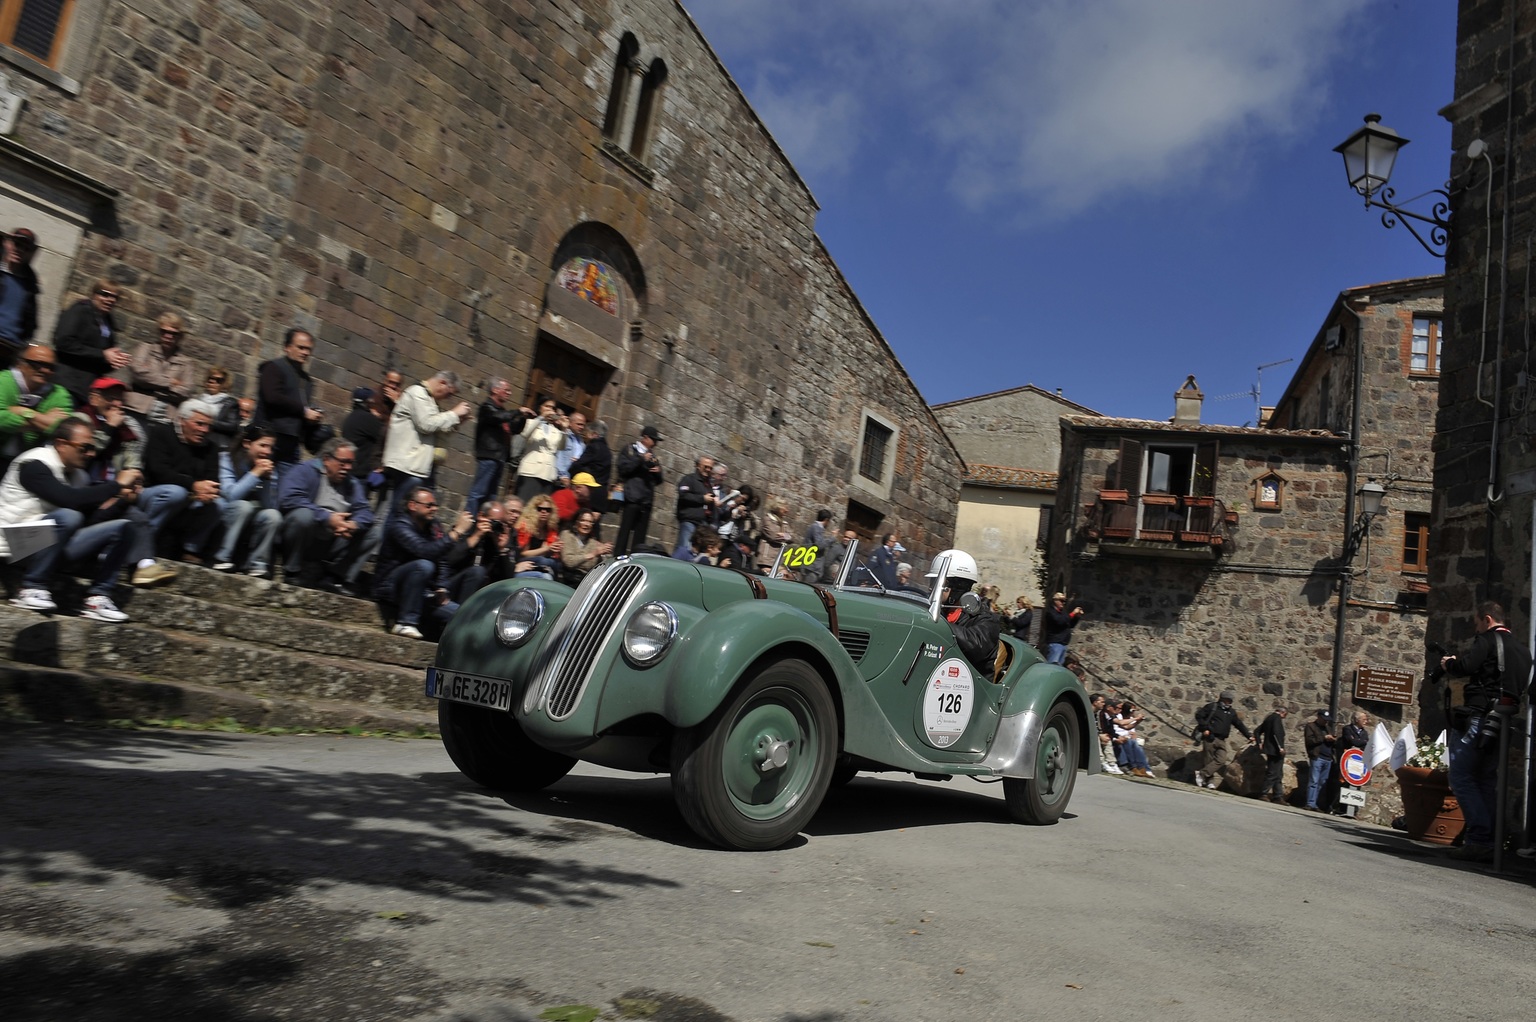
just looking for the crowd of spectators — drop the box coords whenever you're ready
[0,248,1061,645]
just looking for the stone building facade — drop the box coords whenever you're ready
[932,385,1100,622]
[0,0,960,551]
[1436,0,1536,706]
[1048,279,1440,771]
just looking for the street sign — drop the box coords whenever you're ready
[1354,664,1416,705]
[1339,748,1371,786]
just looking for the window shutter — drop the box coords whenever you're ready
[1037,504,1054,549]
[1119,439,1143,497]
[1193,440,1219,497]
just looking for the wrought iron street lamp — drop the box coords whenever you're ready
[1333,113,1453,257]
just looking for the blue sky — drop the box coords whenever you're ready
[680,0,1455,425]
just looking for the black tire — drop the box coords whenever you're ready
[1003,702,1079,825]
[671,657,838,850]
[829,760,860,788]
[438,698,576,792]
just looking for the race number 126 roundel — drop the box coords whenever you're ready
[923,658,974,748]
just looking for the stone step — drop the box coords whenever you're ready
[124,589,433,671]
[142,562,386,629]
[0,606,431,712]
[0,662,436,732]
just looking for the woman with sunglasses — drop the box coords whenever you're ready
[52,278,130,406]
[512,497,562,577]
[125,311,198,426]
[202,365,241,452]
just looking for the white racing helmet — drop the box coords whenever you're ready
[925,548,979,583]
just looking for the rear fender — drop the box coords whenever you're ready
[980,663,1098,778]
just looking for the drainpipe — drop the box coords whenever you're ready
[1328,299,1366,726]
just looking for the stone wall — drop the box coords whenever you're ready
[932,385,1095,472]
[0,0,960,551]
[1055,423,1432,757]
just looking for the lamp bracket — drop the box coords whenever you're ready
[1364,185,1452,257]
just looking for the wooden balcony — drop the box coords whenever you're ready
[1083,493,1232,552]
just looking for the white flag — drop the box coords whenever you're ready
[1389,722,1417,771]
[1364,722,1394,770]
[1433,730,1449,769]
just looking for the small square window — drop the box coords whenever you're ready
[1402,511,1429,573]
[1,0,72,68]
[1411,317,1443,374]
[858,416,893,483]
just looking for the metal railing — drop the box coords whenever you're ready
[1085,493,1231,547]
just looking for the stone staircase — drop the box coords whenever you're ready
[0,565,440,732]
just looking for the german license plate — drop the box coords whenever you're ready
[1337,788,1367,807]
[428,667,514,712]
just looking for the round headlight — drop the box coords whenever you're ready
[622,601,677,666]
[495,588,545,648]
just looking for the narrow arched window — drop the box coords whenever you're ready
[601,32,639,141]
[628,59,667,161]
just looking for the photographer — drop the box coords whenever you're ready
[1043,592,1084,665]
[1439,601,1532,861]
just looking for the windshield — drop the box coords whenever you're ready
[834,539,932,606]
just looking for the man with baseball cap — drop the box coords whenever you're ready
[0,228,40,367]
[1191,689,1253,790]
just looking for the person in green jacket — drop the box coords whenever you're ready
[0,344,74,471]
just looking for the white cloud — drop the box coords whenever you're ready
[683,0,1374,220]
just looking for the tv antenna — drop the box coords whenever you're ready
[1212,358,1295,425]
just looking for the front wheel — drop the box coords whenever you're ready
[671,657,838,850]
[438,698,576,792]
[1003,702,1079,825]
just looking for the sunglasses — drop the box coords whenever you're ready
[96,289,118,299]
[65,440,100,454]
[160,329,185,338]
[22,358,55,372]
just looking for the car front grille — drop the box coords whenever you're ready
[537,561,646,720]
[838,629,871,662]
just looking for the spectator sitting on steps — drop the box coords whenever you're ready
[373,486,481,640]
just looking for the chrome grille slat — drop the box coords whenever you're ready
[541,562,646,719]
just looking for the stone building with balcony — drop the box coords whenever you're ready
[0,0,961,554]
[932,385,1100,627]
[1047,278,1441,761]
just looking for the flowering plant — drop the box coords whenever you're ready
[1406,734,1448,770]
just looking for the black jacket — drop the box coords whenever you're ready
[569,436,612,486]
[675,470,712,523]
[1043,604,1081,646]
[1303,720,1336,761]
[473,400,527,461]
[1194,700,1251,741]
[342,405,385,480]
[52,299,118,402]
[142,422,219,489]
[1446,625,1532,709]
[947,599,1001,674]
[1255,712,1287,757]
[373,512,467,600]
[255,356,312,440]
[616,441,662,506]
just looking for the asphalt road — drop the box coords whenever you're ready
[3,725,1534,1022]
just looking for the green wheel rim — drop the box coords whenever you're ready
[1035,722,1069,805]
[719,685,822,821]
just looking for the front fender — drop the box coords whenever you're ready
[979,662,1098,778]
[432,578,576,688]
[657,600,858,730]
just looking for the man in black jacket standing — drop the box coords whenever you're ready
[467,377,531,514]
[568,419,612,514]
[672,452,714,557]
[614,426,663,556]
[1439,601,1533,860]
[255,329,325,472]
[1192,690,1252,790]
[1254,704,1289,803]
[53,279,130,405]
[1043,592,1084,664]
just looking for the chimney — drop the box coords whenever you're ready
[1173,375,1203,424]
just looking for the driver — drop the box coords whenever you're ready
[927,549,1000,673]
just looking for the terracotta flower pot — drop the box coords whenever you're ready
[1394,765,1464,845]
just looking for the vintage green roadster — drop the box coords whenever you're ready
[427,546,1095,850]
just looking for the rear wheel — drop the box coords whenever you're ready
[438,698,576,792]
[1003,702,1079,825]
[671,657,837,850]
